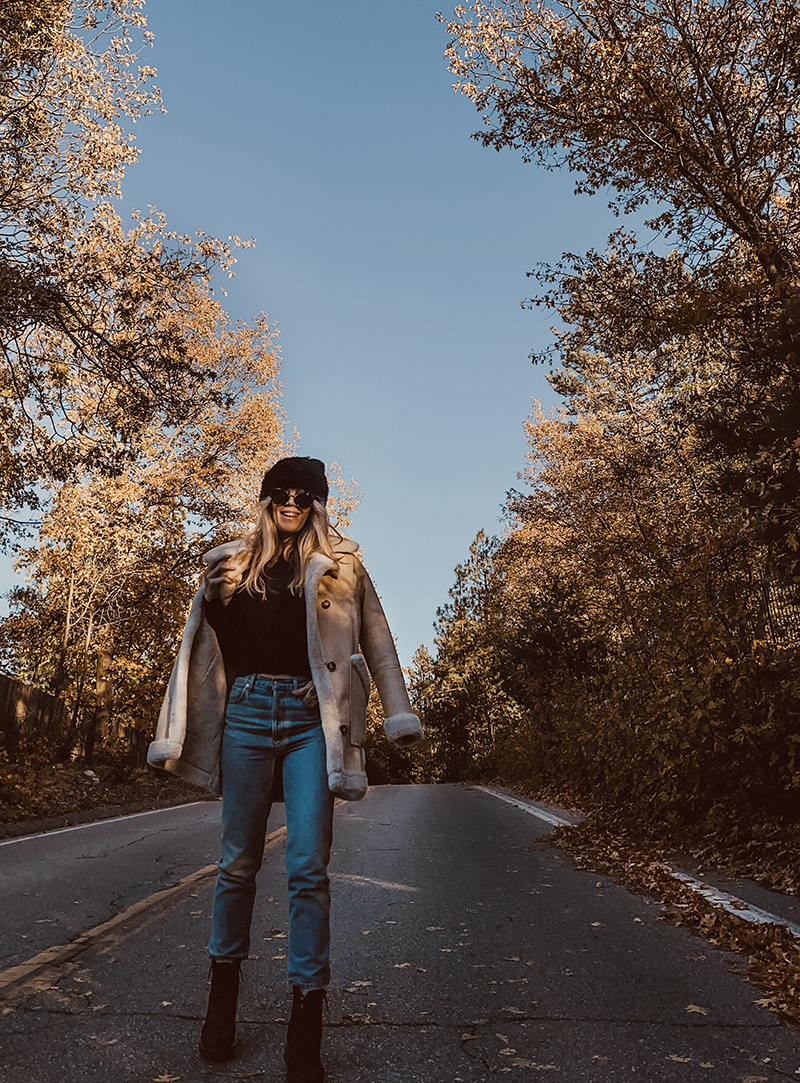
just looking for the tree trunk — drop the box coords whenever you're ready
[84,625,113,765]
[57,609,94,762]
[51,568,75,697]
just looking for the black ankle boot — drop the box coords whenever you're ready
[284,986,326,1083]
[199,959,241,1062]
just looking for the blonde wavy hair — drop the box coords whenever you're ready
[238,497,341,597]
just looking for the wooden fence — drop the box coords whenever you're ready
[0,673,70,761]
[757,580,800,644]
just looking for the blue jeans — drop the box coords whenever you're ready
[208,675,334,990]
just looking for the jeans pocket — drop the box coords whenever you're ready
[227,678,248,705]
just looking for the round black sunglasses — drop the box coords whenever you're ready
[268,488,316,509]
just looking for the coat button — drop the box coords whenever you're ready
[340,725,349,734]
[321,600,331,609]
[326,661,336,671]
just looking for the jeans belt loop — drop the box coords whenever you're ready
[247,673,256,696]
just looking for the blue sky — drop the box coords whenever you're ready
[4,1,619,665]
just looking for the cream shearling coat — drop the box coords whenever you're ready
[147,536,423,801]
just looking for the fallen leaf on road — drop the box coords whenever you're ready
[512,1062,558,1071]
[394,963,411,968]
[160,1001,172,1007]
[361,929,372,936]
[590,922,604,928]
[427,926,444,931]
[700,1063,714,1069]
[667,1055,691,1063]
[461,1033,477,1041]
[686,1004,709,1015]
[501,1007,525,1014]
[349,980,372,987]
[505,956,520,961]
[499,1048,517,1056]
[152,1075,180,1082]
[416,967,427,972]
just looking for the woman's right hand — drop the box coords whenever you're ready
[203,555,242,604]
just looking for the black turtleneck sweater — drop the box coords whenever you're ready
[203,557,310,679]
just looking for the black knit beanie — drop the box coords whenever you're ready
[259,457,329,504]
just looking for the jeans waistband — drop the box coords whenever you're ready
[235,674,310,695]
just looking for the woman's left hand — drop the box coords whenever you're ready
[297,680,318,708]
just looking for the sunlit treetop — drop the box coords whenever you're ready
[441,0,800,287]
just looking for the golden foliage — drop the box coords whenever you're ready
[0,2,259,526]
[442,0,800,286]
[417,0,800,840]
[0,2,301,760]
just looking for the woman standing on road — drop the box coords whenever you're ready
[148,456,423,1082]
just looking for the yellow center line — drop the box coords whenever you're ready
[1,797,346,1005]
[0,825,287,1001]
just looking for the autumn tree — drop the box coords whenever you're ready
[0,1,326,763]
[0,293,287,762]
[1,1,252,532]
[409,532,524,780]
[442,0,800,566]
[442,0,800,290]
[498,354,800,825]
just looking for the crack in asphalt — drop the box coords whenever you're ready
[77,825,185,861]
[2,1007,785,1030]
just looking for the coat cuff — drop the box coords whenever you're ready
[328,769,368,801]
[147,737,183,767]
[383,712,424,746]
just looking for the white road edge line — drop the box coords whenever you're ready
[475,785,572,827]
[0,800,216,847]
[664,869,800,943]
[477,784,800,945]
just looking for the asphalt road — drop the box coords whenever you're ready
[0,801,230,969]
[1,784,799,1082]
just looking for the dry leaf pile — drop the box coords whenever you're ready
[497,777,800,893]
[0,763,205,829]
